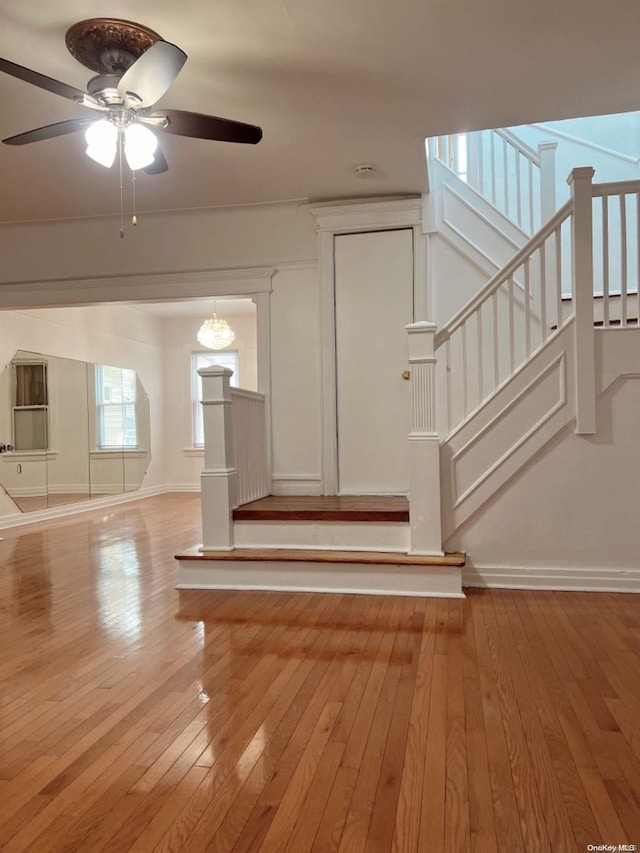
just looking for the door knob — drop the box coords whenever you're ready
[402,370,411,380]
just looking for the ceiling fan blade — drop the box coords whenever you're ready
[2,118,92,146]
[0,56,89,104]
[144,147,168,174]
[118,41,187,108]
[157,109,262,144]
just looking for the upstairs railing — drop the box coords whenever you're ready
[592,180,640,328]
[431,129,557,235]
[434,168,639,439]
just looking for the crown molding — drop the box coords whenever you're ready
[0,266,277,309]
[309,197,422,233]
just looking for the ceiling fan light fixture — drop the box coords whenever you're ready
[124,123,158,171]
[85,118,117,167]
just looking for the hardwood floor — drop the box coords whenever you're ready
[0,493,638,851]
[232,495,410,522]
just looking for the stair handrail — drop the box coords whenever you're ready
[493,128,541,167]
[435,199,573,348]
[591,178,640,197]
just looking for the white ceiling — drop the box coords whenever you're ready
[1,0,640,223]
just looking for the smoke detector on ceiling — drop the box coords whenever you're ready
[355,164,376,178]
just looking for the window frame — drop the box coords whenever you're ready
[191,351,239,448]
[95,365,139,450]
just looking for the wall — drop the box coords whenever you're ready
[0,305,164,523]
[444,330,640,590]
[270,268,322,495]
[0,200,323,505]
[0,201,317,286]
[429,232,490,327]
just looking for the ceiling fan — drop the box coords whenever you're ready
[0,18,263,175]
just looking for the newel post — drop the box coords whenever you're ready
[406,322,443,555]
[199,365,236,551]
[538,141,558,224]
[568,166,597,435]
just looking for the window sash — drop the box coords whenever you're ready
[191,352,238,447]
[96,366,138,448]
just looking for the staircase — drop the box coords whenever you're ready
[176,128,640,598]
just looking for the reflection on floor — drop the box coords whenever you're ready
[0,493,638,851]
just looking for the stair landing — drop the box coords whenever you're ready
[233,495,410,523]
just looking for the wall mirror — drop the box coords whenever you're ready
[0,351,150,512]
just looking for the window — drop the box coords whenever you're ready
[191,351,238,447]
[95,366,138,448]
[12,360,49,451]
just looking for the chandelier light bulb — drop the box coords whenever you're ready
[197,312,236,350]
[124,123,158,171]
[85,119,118,168]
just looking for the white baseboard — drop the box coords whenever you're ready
[165,483,201,493]
[464,564,640,594]
[0,485,168,531]
[271,476,322,496]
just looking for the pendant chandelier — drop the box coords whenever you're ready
[197,303,236,350]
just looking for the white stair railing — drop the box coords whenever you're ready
[431,129,557,234]
[592,180,640,328]
[230,388,270,507]
[436,199,574,435]
[435,168,640,439]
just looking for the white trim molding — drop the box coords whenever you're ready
[310,197,422,233]
[464,563,640,594]
[0,265,276,309]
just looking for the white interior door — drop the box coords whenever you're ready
[334,228,414,494]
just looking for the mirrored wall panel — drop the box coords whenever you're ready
[0,351,150,512]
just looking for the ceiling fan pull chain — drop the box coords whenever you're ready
[131,170,138,227]
[119,133,125,239]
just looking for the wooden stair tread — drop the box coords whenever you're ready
[233,495,410,523]
[176,546,465,567]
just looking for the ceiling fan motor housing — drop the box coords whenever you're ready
[87,74,124,105]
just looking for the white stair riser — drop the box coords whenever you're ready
[176,558,463,598]
[233,520,410,552]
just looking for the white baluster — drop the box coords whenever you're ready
[492,291,499,390]
[620,194,628,326]
[568,166,596,434]
[603,197,610,327]
[524,259,531,358]
[636,193,640,329]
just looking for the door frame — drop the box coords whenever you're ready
[309,198,426,495]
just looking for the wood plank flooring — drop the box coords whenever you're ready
[0,493,638,851]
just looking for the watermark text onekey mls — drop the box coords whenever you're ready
[586,846,637,852]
